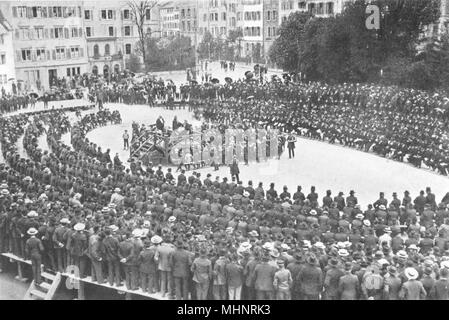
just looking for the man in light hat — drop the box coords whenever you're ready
[25,228,44,285]
[400,267,426,300]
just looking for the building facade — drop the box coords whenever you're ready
[83,0,160,77]
[0,9,16,94]
[0,1,89,90]
[159,1,180,38]
[178,0,199,43]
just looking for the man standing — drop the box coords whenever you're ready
[103,227,121,286]
[225,253,244,300]
[296,255,323,300]
[158,237,175,298]
[212,249,228,300]
[191,248,212,300]
[170,240,192,300]
[400,267,426,300]
[253,252,277,300]
[273,260,293,300]
[123,130,129,151]
[287,132,297,159]
[25,228,44,285]
[69,223,88,278]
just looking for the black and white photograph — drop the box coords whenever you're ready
[0,0,448,307]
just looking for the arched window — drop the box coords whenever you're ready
[114,64,120,73]
[93,44,99,56]
[92,65,98,75]
[105,44,110,56]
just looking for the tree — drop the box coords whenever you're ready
[143,35,195,71]
[127,0,159,67]
[269,12,312,72]
[126,54,142,73]
[228,28,243,58]
[269,0,440,86]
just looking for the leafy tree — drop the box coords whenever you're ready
[126,54,142,73]
[269,12,312,71]
[127,0,159,66]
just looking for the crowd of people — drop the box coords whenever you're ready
[0,95,449,300]
[187,80,449,175]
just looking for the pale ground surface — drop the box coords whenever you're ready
[86,104,449,208]
[2,63,448,299]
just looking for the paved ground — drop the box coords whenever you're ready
[86,103,449,207]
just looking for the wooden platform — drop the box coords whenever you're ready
[1,252,166,300]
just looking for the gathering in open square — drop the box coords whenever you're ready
[1,0,449,304]
[0,57,448,301]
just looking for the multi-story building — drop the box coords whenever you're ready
[0,9,16,94]
[237,0,278,62]
[279,0,354,24]
[198,0,238,39]
[0,1,89,90]
[178,0,199,43]
[83,0,160,77]
[159,1,180,37]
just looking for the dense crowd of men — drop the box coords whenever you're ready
[0,96,449,300]
[188,80,449,175]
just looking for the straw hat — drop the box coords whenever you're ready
[74,223,85,231]
[27,228,38,236]
[404,267,419,280]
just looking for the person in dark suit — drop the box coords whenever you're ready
[118,232,134,290]
[103,228,121,286]
[287,132,297,159]
[138,239,158,293]
[69,223,88,278]
[170,240,192,300]
[296,255,323,300]
[431,267,449,300]
[25,228,44,285]
[253,252,277,300]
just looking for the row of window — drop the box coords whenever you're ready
[16,47,84,62]
[244,26,261,37]
[308,2,335,15]
[163,14,180,21]
[180,20,198,32]
[14,27,83,41]
[91,43,132,56]
[84,8,151,21]
[85,26,135,38]
[12,6,81,19]
[281,1,307,11]
[67,67,82,77]
[163,23,179,30]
